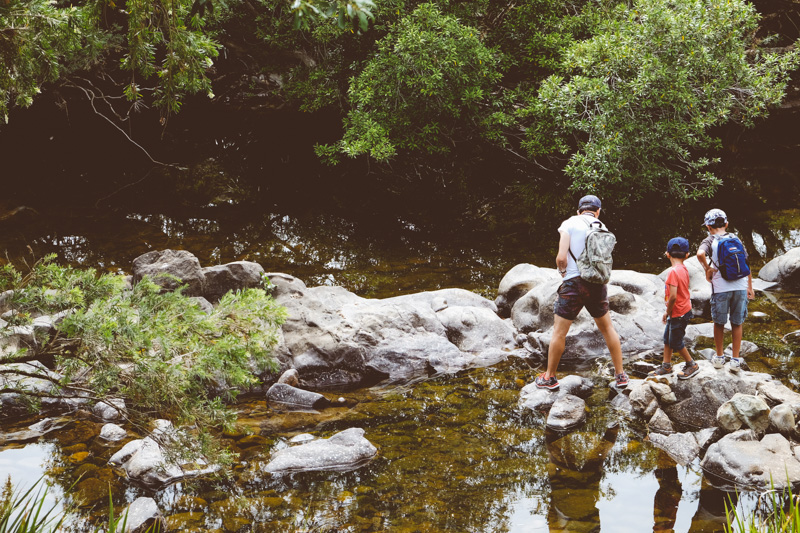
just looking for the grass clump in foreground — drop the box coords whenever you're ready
[0,476,161,533]
[0,255,286,465]
[726,479,800,533]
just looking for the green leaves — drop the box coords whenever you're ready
[0,257,285,444]
[522,0,800,204]
[333,3,501,160]
[290,0,375,31]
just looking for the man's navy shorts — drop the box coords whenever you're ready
[554,277,609,321]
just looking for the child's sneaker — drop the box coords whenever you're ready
[615,372,629,389]
[678,361,700,380]
[535,373,559,390]
[712,355,725,369]
[648,363,673,377]
[729,357,743,373]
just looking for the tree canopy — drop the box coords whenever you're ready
[1,0,798,204]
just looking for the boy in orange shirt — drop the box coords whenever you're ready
[650,237,700,379]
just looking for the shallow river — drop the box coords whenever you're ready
[2,202,800,532]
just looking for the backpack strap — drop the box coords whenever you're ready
[709,232,730,270]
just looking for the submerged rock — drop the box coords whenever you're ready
[120,497,167,533]
[99,423,127,442]
[264,427,377,473]
[108,420,218,489]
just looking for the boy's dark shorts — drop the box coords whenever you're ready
[663,310,693,351]
[553,277,609,321]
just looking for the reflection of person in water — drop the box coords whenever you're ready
[546,424,618,533]
[652,450,740,532]
[653,451,681,532]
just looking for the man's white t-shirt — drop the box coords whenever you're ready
[558,213,606,281]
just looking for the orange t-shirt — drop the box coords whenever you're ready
[665,263,691,317]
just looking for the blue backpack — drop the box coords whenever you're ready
[714,234,750,281]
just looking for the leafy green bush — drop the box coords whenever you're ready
[522,0,800,204]
[0,256,286,460]
[329,3,502,160]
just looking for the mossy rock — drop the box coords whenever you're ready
[73,478,108,507]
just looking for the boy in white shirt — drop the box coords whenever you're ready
[696,208,755,371]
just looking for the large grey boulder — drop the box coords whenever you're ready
[267,274,523,386]
[132,249,205,297]
[0,362,62,416]
[769,404,796,437]
[629,362,773,429]
[494,264,560,318]
[264,427,377,473]
[120,497,167,533]
[716,393,771,434]
[608,270,664,307]
[202,261,265,303]
[512,279,664,358]
[701,431,800,490]
[436,306,516,352]
[759,247,800,288]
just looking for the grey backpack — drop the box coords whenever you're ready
[569,218,616,284]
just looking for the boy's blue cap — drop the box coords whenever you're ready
[578,195,601,210]
[667,237,690,254]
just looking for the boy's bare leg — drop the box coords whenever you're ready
[677,347,693,364]
[663,346,673,365]
[730,324,743,358]
[713,323,726,356]
[594,313,624,375]
[545,315,573,378]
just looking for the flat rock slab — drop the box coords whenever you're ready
[648,432,700,466]
[701,432,800,490]
[546,394,586,431]
[519,375,593,412]
[264,427,377,473]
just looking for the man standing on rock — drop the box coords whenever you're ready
[696,208,755,371]
[535,195,629,390]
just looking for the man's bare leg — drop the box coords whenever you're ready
[593,312,624,375]
[545,315,573,379]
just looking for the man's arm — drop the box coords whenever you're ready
[556,231,570,277]
[747,273,755,299]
